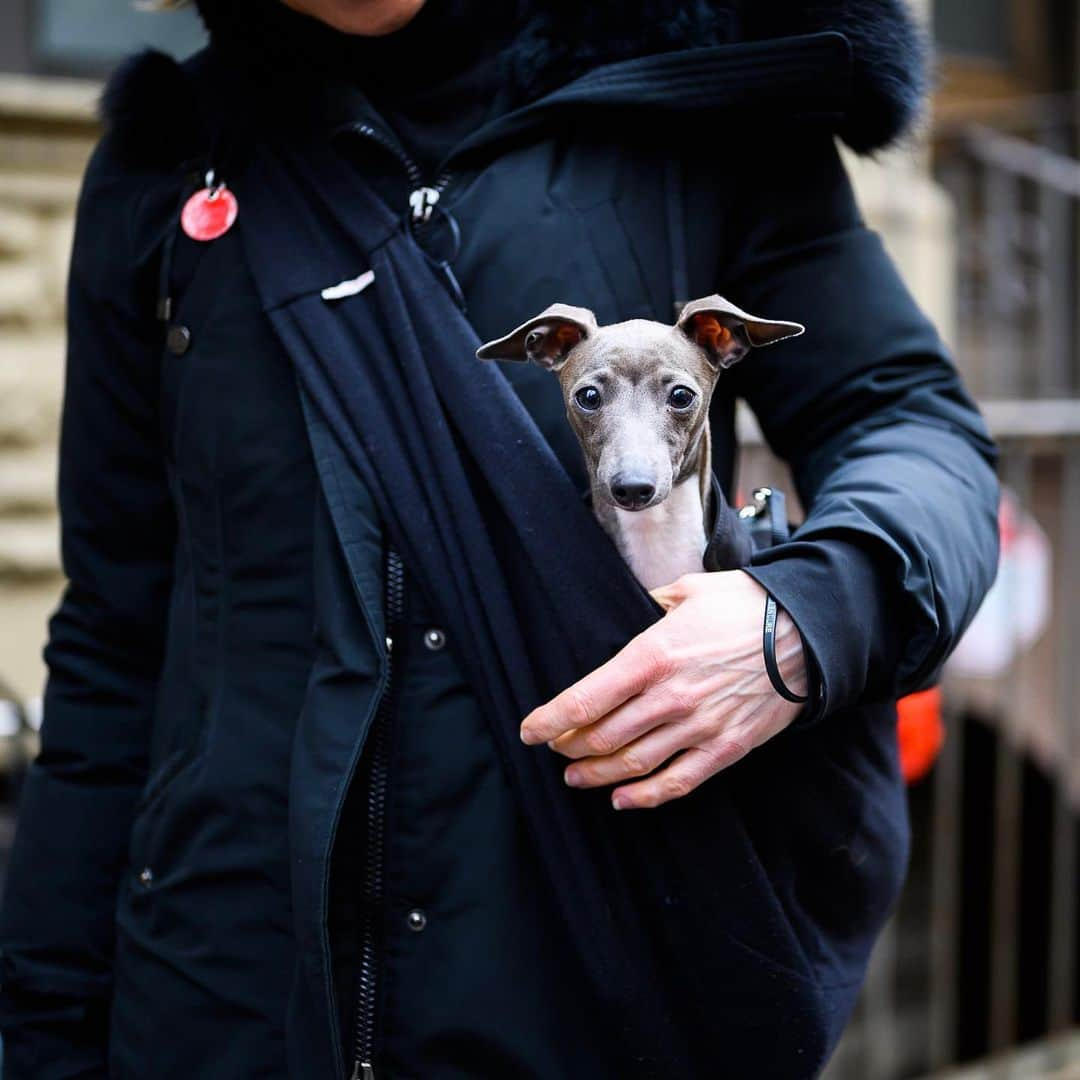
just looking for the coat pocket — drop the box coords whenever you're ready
[125,733,206,885]
[132,473,222,825]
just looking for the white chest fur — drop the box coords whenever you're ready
[605,478,707,592]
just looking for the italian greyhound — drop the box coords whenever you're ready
[476,296,804,591]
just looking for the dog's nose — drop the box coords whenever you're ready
[611,476,656,510]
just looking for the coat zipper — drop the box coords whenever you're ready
[348,121,471,311]
[349,548,405,1080]
[352,122,453,226]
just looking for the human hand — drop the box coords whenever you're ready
[520,571,807,809]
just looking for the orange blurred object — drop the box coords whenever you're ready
[896,687,944,784]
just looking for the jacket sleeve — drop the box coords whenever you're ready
[720,130,999,717]
[0,139,175,1076]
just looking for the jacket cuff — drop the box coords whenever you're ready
[742,537,904,722]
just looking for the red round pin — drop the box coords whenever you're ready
[181,182,238,242]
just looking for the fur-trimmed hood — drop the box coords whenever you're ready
[105,0,929,162]
[510,0,930,154]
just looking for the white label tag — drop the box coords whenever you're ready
[320,269,375,301]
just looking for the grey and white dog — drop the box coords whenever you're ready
[477,296,804,591]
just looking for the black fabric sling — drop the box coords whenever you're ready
[237,131,684,1069]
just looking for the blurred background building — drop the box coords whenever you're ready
[0,2,1077,1077]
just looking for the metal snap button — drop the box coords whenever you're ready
[406,909,427,932]
[423,628,446,652]
[138,867,153,887]
[166,324,192,356]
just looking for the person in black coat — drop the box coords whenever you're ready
[0,2,999,1077]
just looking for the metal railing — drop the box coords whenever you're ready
[814,413,1080,1080]
[935,99,1080,399]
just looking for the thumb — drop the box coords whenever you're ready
[649,575,694,612]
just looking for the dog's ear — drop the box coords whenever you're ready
[476,303,596,370]
[676,295,804,369]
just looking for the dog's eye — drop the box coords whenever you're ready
[668,386,696,410]
[574,386,602,412]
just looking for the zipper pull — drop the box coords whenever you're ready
[409,185,440,224]
[349,1061,376,1080]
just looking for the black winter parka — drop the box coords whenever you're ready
[0,3,999,1078]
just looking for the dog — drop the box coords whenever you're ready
[476,296,804,590]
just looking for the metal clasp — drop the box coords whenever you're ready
[738,486,773,520]
[409,186,440,224]
[204,169,225,202]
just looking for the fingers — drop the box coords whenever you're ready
[548,681,697,760]
[611,739,752,810]
[561,719,703,790]
[520,633,672,745]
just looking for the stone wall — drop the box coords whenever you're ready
[0,75,98,702]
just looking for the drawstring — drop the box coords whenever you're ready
[156,179,194,323]
[412,202,466,313]
[156,101,231,325]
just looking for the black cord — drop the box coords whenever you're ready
[762,593,808,704]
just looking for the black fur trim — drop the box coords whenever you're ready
[836,0,931,152]
[514,0,929,153]
[738,0,930,153]
[511,1,737,104]
[104,0,929,167]
[99,49,203,167]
